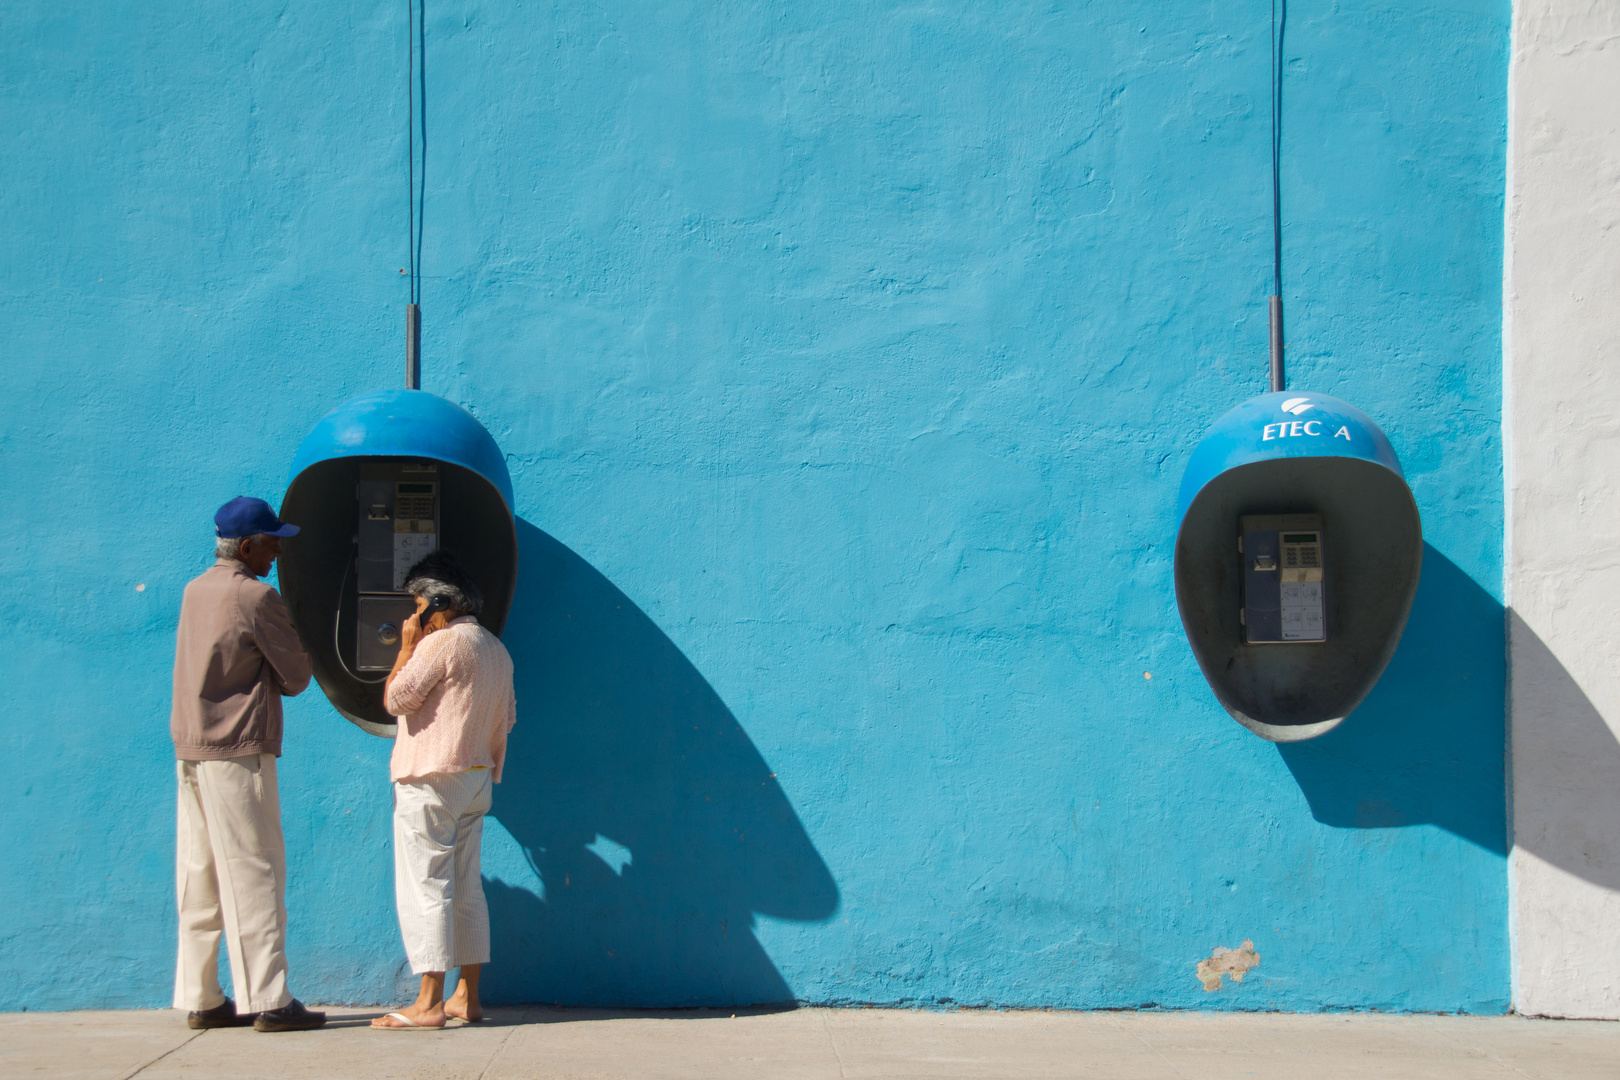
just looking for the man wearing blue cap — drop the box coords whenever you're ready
[169,497,324,1032]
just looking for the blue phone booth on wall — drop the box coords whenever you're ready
[1174,392,1422,741]
[278,389,518,736]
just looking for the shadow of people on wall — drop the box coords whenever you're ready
[1278,544,1507,854]
[479,519,838,1007]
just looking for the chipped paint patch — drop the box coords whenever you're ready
[1197,940,1260,991]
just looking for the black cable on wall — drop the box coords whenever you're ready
[1269,0,1288,392]
[405,0,425,388]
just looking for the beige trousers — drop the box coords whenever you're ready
[393,769,492,974]
[173,754,293,1013]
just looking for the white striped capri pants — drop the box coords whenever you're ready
[392,768,492,974]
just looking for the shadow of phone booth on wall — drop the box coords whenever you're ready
[1174,392,1422,742]
[278,389,517,737]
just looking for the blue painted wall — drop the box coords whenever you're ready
[1,0,1508,1011]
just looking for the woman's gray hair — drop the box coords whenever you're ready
[401,550,484,617]
[215,533,275,561]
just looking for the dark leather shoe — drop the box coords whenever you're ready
[253,999,327,1032]
[187,997,256,1029]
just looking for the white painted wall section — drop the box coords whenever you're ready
[1507,0,1620,1020]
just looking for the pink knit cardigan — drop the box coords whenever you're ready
[384,616,517,783]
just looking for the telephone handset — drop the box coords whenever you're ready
[369,594,451,658]
[1240,514,1325,644]
[416,594,451,625]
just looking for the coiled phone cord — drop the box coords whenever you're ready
[333,551,389,685]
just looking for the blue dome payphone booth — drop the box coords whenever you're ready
[278,389,518,737]
[1174,392,1422,741]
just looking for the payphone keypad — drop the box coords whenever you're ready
[353,465,440,671]
[391,481,438,590]
[394,487,435,520]
[1241,517,1326,644]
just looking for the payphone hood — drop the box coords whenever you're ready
[1176,391,1405,526]
[1172,390,1422,741]
[280,389,517,737]
[287,389,513,510]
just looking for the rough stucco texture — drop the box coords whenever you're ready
[1508,0,1620,1020]
[0,0,1508,1011]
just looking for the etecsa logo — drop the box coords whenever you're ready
[1260,396,1353,443]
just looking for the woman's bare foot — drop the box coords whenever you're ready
[444,967,484,1023]
[371,972,450,1028]
[443,995,481,1023]
[370,1002,446,1028]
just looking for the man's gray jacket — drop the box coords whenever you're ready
[170,559,312,760]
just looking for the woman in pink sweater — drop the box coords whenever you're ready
[371,552,516,1030]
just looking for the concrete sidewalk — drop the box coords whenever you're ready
[3,1006,1616,1080]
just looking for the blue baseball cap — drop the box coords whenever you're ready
[214,496,300,539]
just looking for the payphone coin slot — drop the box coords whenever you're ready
[1254,555,1277,571]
